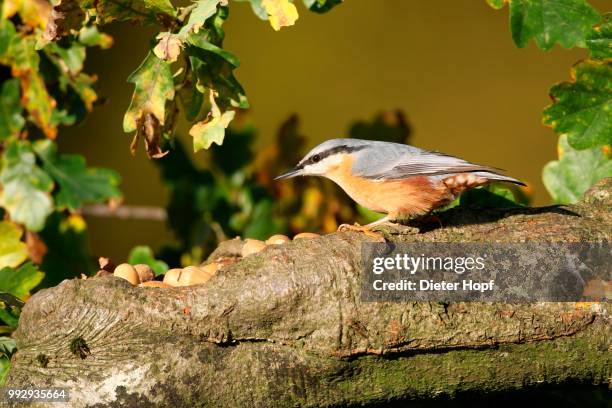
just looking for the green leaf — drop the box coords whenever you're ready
[356,205,385,224]
[302,0,342,13]
[185,5,248,115]
[8,39,57,138]
[188,52,248,110]
[0,141,54,232]
[45,43,86,75]
[0,337,16,357]
[41,42,98,113]
[0,356,10,386]
[178,0,221,37]
[78,26,113,49]
[543,135,612,204]
[0,19,17,64]
[0,304,20,330]
[81,0,176,24]
[124,52,175,132]
[6,33,38,73]
[33,140,121,212]
[508,0,600,50]
[178,70,204,121]
[0,262,44,300]
[186,8,247,153]
[0,336,16,385]
[0,222,27,270]
[123,52,175,158]
[586,13,612,59]
[187,34,240,67]
[128,245,168,276]
[0,79,25,139]
[543,60,612,150]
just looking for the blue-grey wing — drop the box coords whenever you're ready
[351,142,524,185]
[352,143,494,177]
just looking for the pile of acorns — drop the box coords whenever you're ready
[106,232,320,288]
[111,263,219,288]
[240,233,319,256]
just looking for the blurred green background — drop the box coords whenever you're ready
[57,0,608,261]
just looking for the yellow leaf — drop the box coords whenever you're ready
[1,0,20,19]
[3,0,51,30]
[64,214,87,233]
[262,0,298,31]
[189,91,235,151]
[0,221,28,269]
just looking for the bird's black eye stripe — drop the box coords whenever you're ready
[302,144,366,167]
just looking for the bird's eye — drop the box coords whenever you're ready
[311,154,321,163]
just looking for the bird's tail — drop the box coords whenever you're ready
[474,171,526,187]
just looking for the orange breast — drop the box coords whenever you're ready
[326,156,451,217]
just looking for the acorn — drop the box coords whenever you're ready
[177,266,212,286]
[113,263,140,285]
[163,268,183,286]
[134,264,154,282]
[265,234,290,245]
[139,281,171,288]
[293,232,320,240]
[241,239,266,257]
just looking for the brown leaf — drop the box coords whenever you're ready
[25,231,47,264]
[130,113,169,159]
[43,0,86,43]
[153,32,183,63]
[98,257,115,273]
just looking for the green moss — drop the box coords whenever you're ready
[35,354,48,368]
[328,327,610,406]
[69,336,90,359]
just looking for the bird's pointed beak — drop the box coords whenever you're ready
[274,166,303,181]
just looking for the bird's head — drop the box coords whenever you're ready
[274,138,369,180]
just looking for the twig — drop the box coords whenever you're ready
[81,205,167,221]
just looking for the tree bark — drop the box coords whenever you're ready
[6,179,612,407]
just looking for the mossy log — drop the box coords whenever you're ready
[6,179,612,407]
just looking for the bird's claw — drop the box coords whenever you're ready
[337,223,386,242]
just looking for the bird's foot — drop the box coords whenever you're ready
[338,223,386,242]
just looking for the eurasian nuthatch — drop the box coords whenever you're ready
[275,138,525,230]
